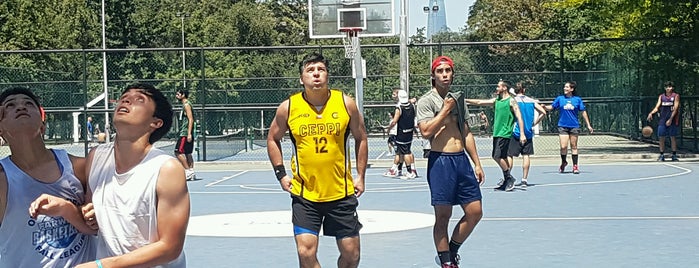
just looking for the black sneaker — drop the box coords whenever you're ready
[515,180,529,187]
[494,181,507,191]
[671,155,679,162]
[657,154,665,161]
[434,254,460,267]
[496,177,505,186]
[505,176,516,192]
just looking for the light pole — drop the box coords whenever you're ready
[176,12,190,89]
[101,0,110,143]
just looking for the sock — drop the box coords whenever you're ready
[659,151,664,155]
[560,154,567,164]
[502,169,510,178]
[449,240,462,256]
[437,251,452,264]
[398,162,403,171]
[672,151,677,156]
[406,165,412,172]
[572,154,579,165]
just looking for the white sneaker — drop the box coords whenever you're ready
[383,169,398,177]
[404,171,417,179]
[185,170,195,181]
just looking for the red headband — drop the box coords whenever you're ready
[431,56,454,73]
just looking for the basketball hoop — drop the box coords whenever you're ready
[340,28,362,59]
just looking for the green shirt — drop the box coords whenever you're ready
[179,100,193,137]
[492,96,514,138]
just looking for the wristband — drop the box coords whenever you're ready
[274,165,287,181]
[95,259,103,268]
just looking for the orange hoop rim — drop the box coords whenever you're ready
[339,28,363,37]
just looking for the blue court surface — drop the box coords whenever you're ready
[183,159,699,267]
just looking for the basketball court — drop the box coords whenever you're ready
[183,158,699,267]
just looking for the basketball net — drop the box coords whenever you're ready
[341,28,361,59]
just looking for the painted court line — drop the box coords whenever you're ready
[477,216,699,221]
[536,163,691,187]
[205,170,249,187]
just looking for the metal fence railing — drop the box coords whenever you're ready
[0,39,696,160]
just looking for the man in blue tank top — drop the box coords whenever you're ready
[0,87,96,267]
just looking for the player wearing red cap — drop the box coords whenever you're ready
[416,56,484,268]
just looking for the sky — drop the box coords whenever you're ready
[407,0,476,36]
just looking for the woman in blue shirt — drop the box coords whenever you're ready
[545,81,593,174]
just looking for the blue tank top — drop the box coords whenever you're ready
[0,149,95,267]
[512,95,538,139]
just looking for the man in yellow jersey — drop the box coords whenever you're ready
[267,52,368,268]
[416,56,484,268]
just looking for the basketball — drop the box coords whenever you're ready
[642,126,653,138]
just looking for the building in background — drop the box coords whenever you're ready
[424,0,447,40]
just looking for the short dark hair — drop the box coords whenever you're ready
[664,81,674,87]
[499,79,512,89]
[177,89,189,98]
[0,87,41,108]
[299,52,329,75]
[514,82,526,94]
[122,83,173,144]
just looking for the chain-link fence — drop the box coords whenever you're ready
[0,38,696,160]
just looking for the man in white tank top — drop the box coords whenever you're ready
[77,83,190,268]
[0,87,96,267]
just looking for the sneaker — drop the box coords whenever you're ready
[657,154,665,161]
[186,172,195,181]
[505,176,516,191]
[494,179,507,191]
[496,178,505,187]
[383,169,398,177]
[572,165,580,174]
[559,162,568,173]
[671,155,679,162]
[434,255,460,268]
[516,180,529,187]
[404,170,417,179]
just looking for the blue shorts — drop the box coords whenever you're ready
[657,124,679,137]
[427,151,482,206]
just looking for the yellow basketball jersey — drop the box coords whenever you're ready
[288,89,354,202]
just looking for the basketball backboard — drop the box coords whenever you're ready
[308,0,396,38]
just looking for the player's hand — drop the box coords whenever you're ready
[353,176,365,198]
[646,114,653,121]
[519,135,526,145]
[665,119,672,127]
[279,176,293,193]
[442,97,456,114]
[29,194,69,218]
[588,126,594,134]
[473,166,485,185]
[187,134,193,142]
[81,203,99,230]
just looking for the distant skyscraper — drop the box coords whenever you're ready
[425,0,447,40]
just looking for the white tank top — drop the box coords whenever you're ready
[89,143,186,267]
[0,149,95,267]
